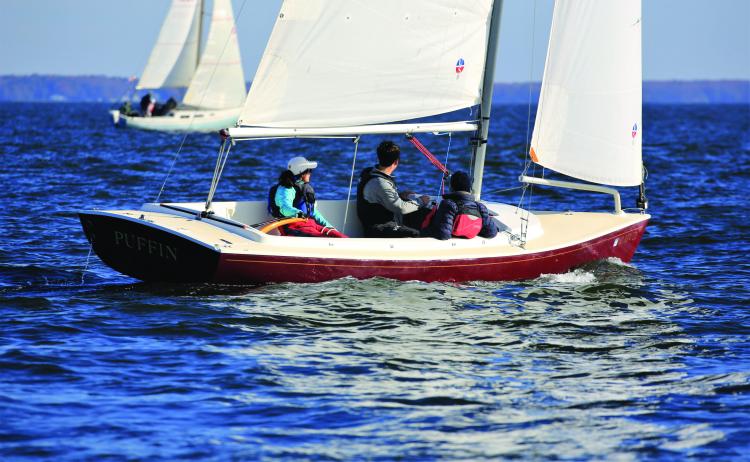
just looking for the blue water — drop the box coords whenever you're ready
[1,102,749,460]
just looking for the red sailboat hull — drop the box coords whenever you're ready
[213,220,648,283]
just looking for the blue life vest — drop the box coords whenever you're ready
[267,180,316,218]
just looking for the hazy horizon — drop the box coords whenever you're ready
[1,0,748,83]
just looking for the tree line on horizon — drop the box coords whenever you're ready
[0,75,748,104]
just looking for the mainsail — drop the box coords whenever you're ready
[182,0,246,109]
[530,0,643,187]
[237,0,494,128]
[137,0,202,90]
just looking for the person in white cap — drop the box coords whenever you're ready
[267,157,347,238]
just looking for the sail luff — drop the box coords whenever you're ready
[136,0,202,90]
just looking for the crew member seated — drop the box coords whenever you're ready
[267,156,347,238]
[423,171,498,240]
[118,100,137,116]
[356,140,432,238]
[139,93,155,117]
[153,97,177,116]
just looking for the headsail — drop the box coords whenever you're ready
[182,0,247,109]
[237,0,494,128]
[530,0,642,187]
[137,0,202,90]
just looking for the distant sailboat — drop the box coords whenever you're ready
[111,0,246,132]
[82,0,650,283]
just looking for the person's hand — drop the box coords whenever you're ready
[419,195,431,206]
[399,190,415,201]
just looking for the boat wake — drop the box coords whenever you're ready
[538,268,597,285]
[536,257,642,286]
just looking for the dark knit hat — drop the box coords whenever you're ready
[376,141,401,167]
[450,171,472,192]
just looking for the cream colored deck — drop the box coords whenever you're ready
[99,201,649,261]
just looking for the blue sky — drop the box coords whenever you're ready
[0,0,747,82]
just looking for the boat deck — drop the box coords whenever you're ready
[93,201,649,261]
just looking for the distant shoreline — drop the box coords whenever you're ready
[1,74,748,104]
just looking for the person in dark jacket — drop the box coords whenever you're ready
[356,141,431,238]
[425,171,498,240]
[139,93,155,116]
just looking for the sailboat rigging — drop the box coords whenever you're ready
[81,0,649,283]
[110,0,246,132]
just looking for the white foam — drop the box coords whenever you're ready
[604,257,633,267]
[539,268,597,284]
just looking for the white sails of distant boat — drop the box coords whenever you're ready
[112,0,246,131]
[181,0,246,110]
[136,0,202,91]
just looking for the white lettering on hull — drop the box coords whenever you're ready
[113,230,178,261]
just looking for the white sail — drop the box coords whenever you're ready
[137,0,202,90]
[530,0,642,187]
[183,0,246,109]
[238,0,493,128]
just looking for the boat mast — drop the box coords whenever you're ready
[470,0,504,200]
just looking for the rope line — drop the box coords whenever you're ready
[153,0,249,204]
[483,185,525,195]
[523,0,538,168]
[155,134,190,203]
[342,136,360,234]
[205,141,233,212]
[439,133,453,196]
[80,243,93,285]
[406,135,450,175]
[205,138,228,210]
[516,0,540,247]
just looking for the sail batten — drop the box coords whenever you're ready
[238,0,493,128]
[530,0,643,187]
[137,0,202,90]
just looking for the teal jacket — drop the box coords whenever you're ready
[274,185,334,228]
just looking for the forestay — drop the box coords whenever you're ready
[182,0,246,109]
[137,0,201,90]
[237,0,493,128]
[530,0,643,187]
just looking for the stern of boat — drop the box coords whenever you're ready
[109,109,126,128]
[79,211,220,282]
